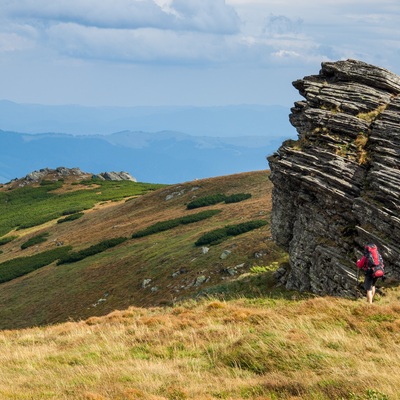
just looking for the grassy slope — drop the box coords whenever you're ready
[1,292,399,399]
[0,170,399,399]
[0,170,285,330]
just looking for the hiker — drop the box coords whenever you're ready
[356,243,385,304]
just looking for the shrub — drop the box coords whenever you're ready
[62,208,85,215]
[195,220,267,246]
[57,212,84,224]
[187,194,226,209]
[57,237,127,265]
[0,246,72,283]
[187,193,252,209]
[132,210,221,238]
[21,232,50,250]
[0,236,17,246]
[224,193,252,204]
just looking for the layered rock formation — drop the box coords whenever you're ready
[268,59,400,296]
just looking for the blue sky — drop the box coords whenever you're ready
[1,0,399,107]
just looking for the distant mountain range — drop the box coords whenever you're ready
[0,101,292,137]
[0,101,295,184]
[0,129,290,184]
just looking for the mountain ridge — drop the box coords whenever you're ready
[0,101,291,136]
[0,129,287,184]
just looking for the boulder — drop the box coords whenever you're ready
[268,59,400,296]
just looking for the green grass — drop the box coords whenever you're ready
[0,179,164,236]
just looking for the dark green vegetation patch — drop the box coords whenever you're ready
[132,209,222,238]
[195,220,268,246]
[57,237,128,265]
[0,246,72,284]
[0,236,17,246]
[57,212,84,224]
[21,232,50,249]
[187,193,251,209]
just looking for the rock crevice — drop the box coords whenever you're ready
[268,59,400,296]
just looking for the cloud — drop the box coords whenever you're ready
[2,0,172,30]
[2,0,240,34]
[1,0,399,71]
[47,23,242,64]
[170,0,240,34]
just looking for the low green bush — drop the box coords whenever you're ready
[62,208,85,216]
[0,246,72,283]
[57,212,84,224]
[0,236,17,246]
[224,193,252,204]
[187,194,226,209]
[132,210,221,238]
[57,237,127,265]
[187,192,252,209]
[195,220,267,246]
[21,232,50,250]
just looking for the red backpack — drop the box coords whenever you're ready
[364,244,384,278]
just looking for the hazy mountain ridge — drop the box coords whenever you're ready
[0,129,288,184]
[0,101,292,136]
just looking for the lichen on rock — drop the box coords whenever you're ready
[268,59,400,297]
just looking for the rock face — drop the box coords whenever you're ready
[268,59,400,297]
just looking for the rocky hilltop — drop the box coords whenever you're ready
[268,59,400,296]
[4,167,136,188]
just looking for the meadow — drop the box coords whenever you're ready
[1,287,399,399]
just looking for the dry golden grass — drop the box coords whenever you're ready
[1,290,399,399]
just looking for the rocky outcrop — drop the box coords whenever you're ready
[12,167,89,186]
[8,167,137,187]
[268,59,400,297]
[95,171,137,182]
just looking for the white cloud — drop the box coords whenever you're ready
[2,0,240,34]
[170,0,240,34]
[0,0,400,107]
[48,23,241,64]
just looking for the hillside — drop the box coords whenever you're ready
[0,169,399,399]
[0,169,285,330]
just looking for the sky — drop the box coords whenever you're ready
[1,0,400,108]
